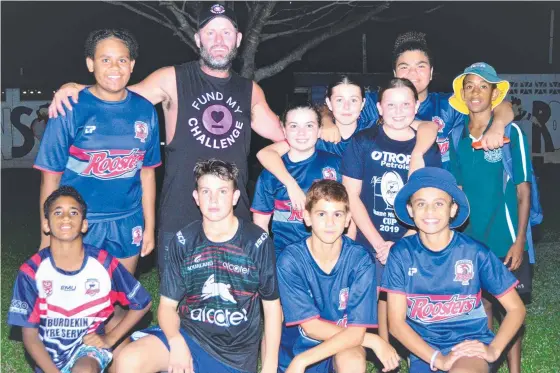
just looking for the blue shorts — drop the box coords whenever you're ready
[131,326,248,373]
[35,344,112,373]
[278,325,333,373]
[85,209,144,259]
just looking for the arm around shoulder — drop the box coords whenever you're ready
[129,66,175,105]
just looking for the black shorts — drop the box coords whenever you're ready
[500,250,532,296]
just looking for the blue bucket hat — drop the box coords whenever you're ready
[394,167,470,229]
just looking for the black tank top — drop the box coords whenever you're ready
[159,61,253,232]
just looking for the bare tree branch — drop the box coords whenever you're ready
[261,15,348,43]
[240,1,277,78]
[254,2,391,82]
[106,1,197,52]
[267,2,342,25]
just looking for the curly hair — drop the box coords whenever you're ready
[84,28,139,60]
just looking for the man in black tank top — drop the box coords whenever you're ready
[47,4,285,276]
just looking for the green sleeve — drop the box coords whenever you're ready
[448,134,464,186]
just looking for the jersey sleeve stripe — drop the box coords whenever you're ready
[110,290,131,307]
[142,161,162,169]
[32,165,64,174]
[494,280,519,298]
[20,263,36,280]
[285,314,320,327]
[250,208,273,215]
[511,123,528,181]
[379,287,406,295]
[97,250,109,267]
[108,258,120,278]
[30,253,42,267]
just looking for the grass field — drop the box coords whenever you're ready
[2,167,559,372]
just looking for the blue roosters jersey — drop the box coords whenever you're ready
[277,236,378,369]
[251,151,341,254]
[361,91,465,167]
[34,89,162,222]
[7,245,151,370]
[315,119,376,157]
[381,232,518,352]
[341,126,442,245]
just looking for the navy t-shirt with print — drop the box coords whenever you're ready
[341,126,442,246]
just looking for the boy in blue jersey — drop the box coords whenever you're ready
[277,180,400,373]
[35,29,161,279]
[448,63,532,373]
[382,167,526,373]
[323,31,514,171]
[7,186,152,373]
[342,78,442,344]
[251,103,344,256]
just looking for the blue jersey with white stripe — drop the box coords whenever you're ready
[34,89,161,222]
[361,91,465,167]
[251,151,341,254]
[7,245,151,369]
[277,237,378,369]
[381,232,517,351]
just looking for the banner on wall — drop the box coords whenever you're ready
[2,89,50,168]
[501,74,560,161]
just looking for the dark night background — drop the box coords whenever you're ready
[2,1,559,114]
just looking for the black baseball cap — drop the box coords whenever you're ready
[198,4,238,30]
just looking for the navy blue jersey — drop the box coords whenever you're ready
[34,89,161,222]
[7,245,151,369]
[315,118,376,157]
[251,151,341,253]
[361,92,464,167]
[277,236,378,367]
[381,232,518,351]
[341,126,442,244]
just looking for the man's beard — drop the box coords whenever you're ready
[200,43,238,71]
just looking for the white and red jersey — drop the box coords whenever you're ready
[34,89,161,222]
[7,245,151,369]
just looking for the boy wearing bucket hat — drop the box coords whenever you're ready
[381,167,526,373]
[448,62,532,373]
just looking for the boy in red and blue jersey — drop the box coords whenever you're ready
[7,186,151,373]
[381,167,526,373]
[277,180,400,373]
[34,29,161,276]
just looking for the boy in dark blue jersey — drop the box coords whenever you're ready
[382,167,526,373]
[35,29,161,278]
[117,160,282,373]
[251,103,344,256]
[277,180,399,373]
[341,78,442,344]
[8,186,152,373]
[323,31,514,171]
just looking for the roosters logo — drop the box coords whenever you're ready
[408,294,478,323]
[322,167,337,181]
[433,116,446,133]
[81,149,145,179]
[134,121,148,143]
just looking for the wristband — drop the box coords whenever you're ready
[430,350,440,371]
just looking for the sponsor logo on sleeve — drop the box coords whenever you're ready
[9,300,29,315]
